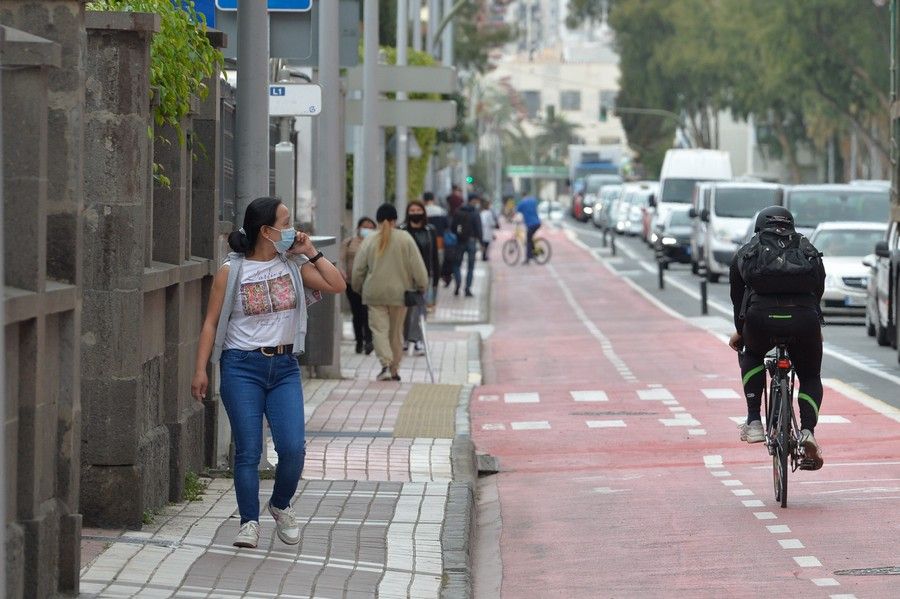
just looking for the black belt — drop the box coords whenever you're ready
[257,344,293,356]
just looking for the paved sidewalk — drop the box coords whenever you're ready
[78,264,489,599]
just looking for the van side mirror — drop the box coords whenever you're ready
[700,209,710,222]
[862,255,875,268]
[875,240,890,258]
[688,208,697,218]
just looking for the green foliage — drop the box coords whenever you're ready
[183,471,207,502]
[87,0,224,142]
[141,509,155,525]
[452,3,515,74]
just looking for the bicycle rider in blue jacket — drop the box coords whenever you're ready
[516,195,542,264]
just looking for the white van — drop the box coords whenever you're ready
[693,182,784,282]
[655,149,732,234]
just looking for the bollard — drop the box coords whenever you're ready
[700,279,709,315]
[601,228,608,248]
[658,260,665,290]
[610,233,617,256]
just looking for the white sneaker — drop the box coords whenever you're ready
[413,341,425,356]
[738,420,765,443]
[798,429,824,470]
[233,521,259,548]
[268,502,301,545]
[376,367,393,381]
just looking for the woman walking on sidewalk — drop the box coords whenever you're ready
[352,203,429,381]
[190,197,345,549]
[399,200,439,356]
[340,217,376,354]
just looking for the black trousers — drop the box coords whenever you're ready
[346,286,371,344]
[739,305,823,431]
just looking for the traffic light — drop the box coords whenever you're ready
[466,176,474,184]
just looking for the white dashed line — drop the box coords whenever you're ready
[702,388,741,399]
[767,525,791,534]
[688,429,707,435]
[478,395,499,402]
[711,471,731,477]
[510,421,551,430]
[754,512,777,520]
[647,383,663,388]
[703,455,723,468]
[662,399,679,406]
[742,500,765,507]
[817,415,851,424]
[778,539,804,549]
[481,423,506,431]
[811,579,840,587]
[829,594,858,599]
[669,406,686,413]
[729,416,748,424]
[586,420,626,428]
[570,390,609,402]
[722,480,743,487]
[659,417,702,427]
[638,388,675,401]
[793,556,823,568]
[504,393,540,404]
[732,489,754,496]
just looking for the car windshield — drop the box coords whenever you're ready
[668,210,692,226]
[601,186,622,200]
[585,175,623,193]
[812,229,885,257]
[714,188,781,218]
[788,189,889,228]
[661,178,702,203]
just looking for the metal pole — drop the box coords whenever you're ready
[610,232,616,257]
[396,0,410,213]
[427,0,440,59]
[236,0,270,218]
[0,26,7,590]
[362,0,382,216]
[657,260,665,290]
[700,280,709,315]
[317,0,342,245]
[442,0,453,66]
[411,0,423,53]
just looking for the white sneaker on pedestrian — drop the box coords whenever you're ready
[413,341,425,356]
[376,367,393,381]
[798,429,824,470]
[233,520,259,548]
[268,502,301,545]
[738,420,765,443]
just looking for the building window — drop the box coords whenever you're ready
[599,90,617,119]
[560,90,581,111]
[522,90,541,119]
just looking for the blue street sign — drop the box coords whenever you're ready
[270,86,286,96]
[215,0,312,10]
[193,0,217,27]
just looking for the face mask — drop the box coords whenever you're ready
[267,226,295,253]
[408,213,426,224]
[359,228,374,239]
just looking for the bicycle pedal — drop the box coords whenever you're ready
[798,458,823,471]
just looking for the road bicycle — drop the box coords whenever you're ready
[764,342,816,508]
[502,223,552,266]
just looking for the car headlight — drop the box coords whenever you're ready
[584,206,593,214]
[662,236,678,246]
[650,233,659,243]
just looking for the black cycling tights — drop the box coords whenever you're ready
[739,306,823,432]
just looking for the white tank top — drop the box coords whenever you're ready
[223,257,297,350]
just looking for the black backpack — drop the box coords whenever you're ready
[738,228,822,295]
[451,209,475,243]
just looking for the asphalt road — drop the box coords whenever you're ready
[563,217,900,410]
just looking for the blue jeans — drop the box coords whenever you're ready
[220,349,305,524]
[453,239,477,291]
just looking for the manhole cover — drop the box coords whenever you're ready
[833,566,900,576]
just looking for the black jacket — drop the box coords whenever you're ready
[451,204,484,244]
[399,223,440,285]
[729,235,826,332]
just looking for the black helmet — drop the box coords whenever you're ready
[754,206,794,232]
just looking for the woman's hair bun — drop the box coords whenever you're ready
[227,229,252,253]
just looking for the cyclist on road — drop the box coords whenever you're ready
[727,206,826,470]
[516,194,541,265]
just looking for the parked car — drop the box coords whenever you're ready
[688,182,714,274]
[616,182,658,236]
[655,206,693,268]
[574,174,622,222]
[692,182,784,283]
[867,221,900,347]
[810,222,886,317]
[592,184,623,230]
[784,184,890,236]
[538,200,564,223]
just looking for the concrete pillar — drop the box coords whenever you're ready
[82,11,164,528]
[361,0,382,217]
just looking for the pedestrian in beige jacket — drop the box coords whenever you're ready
[352,203,429,381]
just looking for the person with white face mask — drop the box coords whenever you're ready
[340,216,377,354]
[190,197,345,550]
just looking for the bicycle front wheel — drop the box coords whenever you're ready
[532,238,552,265]
[502,239,520,266]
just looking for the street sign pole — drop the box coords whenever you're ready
[317,0,341,245]
[411,0,423,53]
[396,0,409,213]
[427,0,440,59]
[362,0,382,219]
[441,0,453,67]
[236,0,270,220]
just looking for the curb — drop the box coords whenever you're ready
[440,332,482,599]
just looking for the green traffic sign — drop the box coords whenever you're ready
[504,165,569,178]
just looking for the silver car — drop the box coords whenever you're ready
[809,221,887,316]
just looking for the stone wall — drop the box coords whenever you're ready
[1,8,81,599]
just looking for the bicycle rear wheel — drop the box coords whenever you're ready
[502,239,520,266]
[777,380,791,508]
[532,238,552,265]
